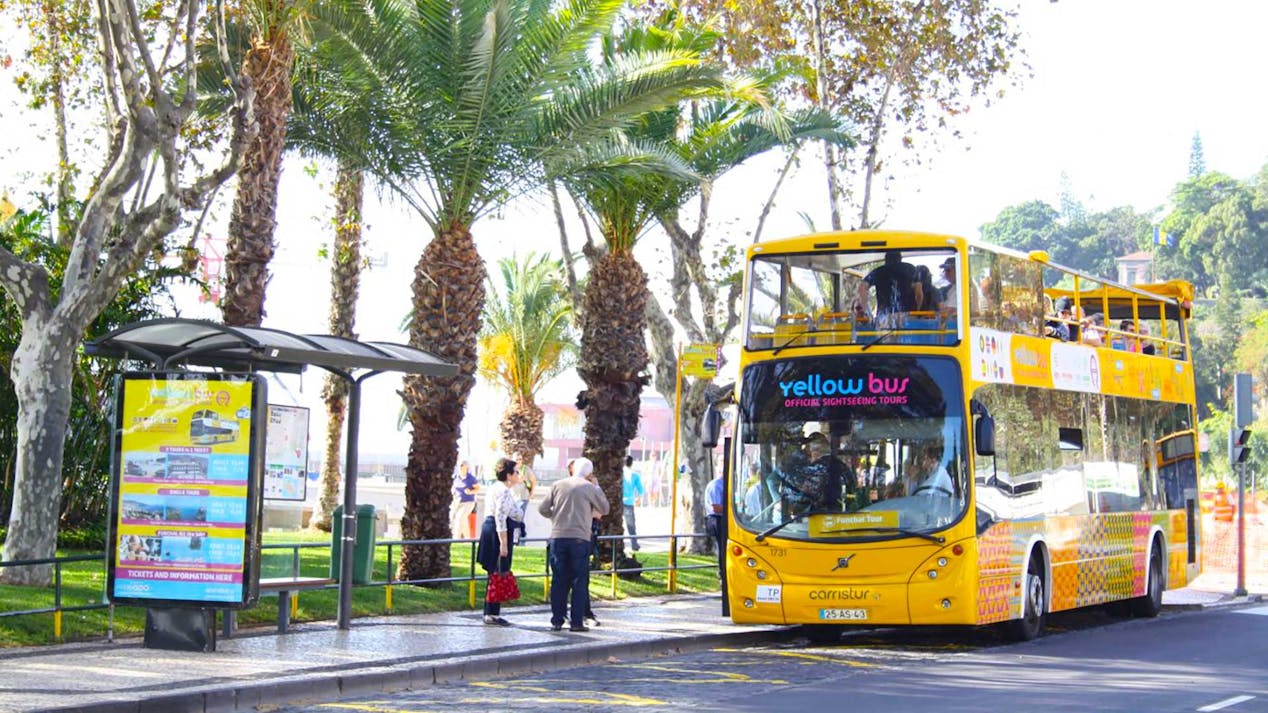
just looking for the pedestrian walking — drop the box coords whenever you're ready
[539,456,609,632]
[622,455,644,552]
[476,458,525,626]
[705,471,725,580]
[450,460,479,539]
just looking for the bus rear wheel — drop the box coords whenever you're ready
[1004,556,1045,641]
[1129,543,1165,618]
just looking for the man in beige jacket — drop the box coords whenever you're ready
[538,456,609,631]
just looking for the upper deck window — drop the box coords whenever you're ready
[746,248,961,350]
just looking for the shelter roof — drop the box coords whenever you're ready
[84,318,457,377]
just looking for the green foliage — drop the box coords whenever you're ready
[478,253,576,403]
[0,201,191,530]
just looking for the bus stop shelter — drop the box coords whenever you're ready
[85,318,457,630]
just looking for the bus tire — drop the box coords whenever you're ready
[802,624,844,644]
[1129,541,1165,618]
[1004,554,1045,641]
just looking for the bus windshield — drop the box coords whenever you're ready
[733,355,967,541]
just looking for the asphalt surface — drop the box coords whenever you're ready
[0,588,1253,713]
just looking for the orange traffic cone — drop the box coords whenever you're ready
[1214,483,1235,523]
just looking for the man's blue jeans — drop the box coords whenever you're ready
[549,538,591,627]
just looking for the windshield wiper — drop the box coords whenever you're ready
[860,325,899,351]
[756,510,818,541]
[771,329,815,356]
[819,526,945,544]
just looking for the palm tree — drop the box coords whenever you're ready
[300,0,731,582]
[221,0,308,327]
[478,254,574,470]
[560,18,775,562]
[284,3,415,530]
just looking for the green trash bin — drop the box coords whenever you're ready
[330,504,376,584]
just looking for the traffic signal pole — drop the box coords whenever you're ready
[1235,458,1247,597]
[1231,373,1253,598]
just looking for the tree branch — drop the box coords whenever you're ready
[754,144,800,244]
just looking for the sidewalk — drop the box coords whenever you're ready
[4,595,788,713]
[0,587,1258,713]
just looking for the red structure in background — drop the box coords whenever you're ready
[538,396,675,476]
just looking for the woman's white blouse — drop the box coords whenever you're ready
[485,481,524,533]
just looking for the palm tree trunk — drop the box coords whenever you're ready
[315,164,363,530]
[500,398,544,468]
[578,252,648,564]
[399,222,484,583]
[222,28,294,327]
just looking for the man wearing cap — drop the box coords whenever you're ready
[539,456,609,632]
[1046,297,1074,341]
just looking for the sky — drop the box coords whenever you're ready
[4,1,1268,465]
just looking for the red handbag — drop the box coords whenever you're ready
[486,570,520,603]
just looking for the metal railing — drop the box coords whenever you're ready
[0,531,718,640]
[0,554,111,639]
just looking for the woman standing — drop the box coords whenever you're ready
[476,457,524,626]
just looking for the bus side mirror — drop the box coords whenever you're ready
[701,405,721,449]
[975,415,996,456]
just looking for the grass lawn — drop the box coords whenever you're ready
[0,531,719,647]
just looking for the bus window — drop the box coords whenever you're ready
[734,355,967,540]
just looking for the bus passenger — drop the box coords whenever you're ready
[1139,324,1157,355]
[857,249,921,322]
[1046,297,1073,340]
[1081,313,1105,347]
[912,447,954,497]
[937,257,958,316]
[914,265,940,312]
[1113,319,1140,351]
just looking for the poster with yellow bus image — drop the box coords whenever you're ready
[107,372,265,609]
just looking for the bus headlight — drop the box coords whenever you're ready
[744,598,755,608]
[927,569,938,579]
[746,558,758,568]
[756,570,768,580]
[937,557,948,567]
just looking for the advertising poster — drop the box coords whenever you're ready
[682,343,721,379]
[108,373,264,608]
[264,404,309,501]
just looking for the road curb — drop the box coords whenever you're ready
[1162,593,1264,612]
[40,625,796,713]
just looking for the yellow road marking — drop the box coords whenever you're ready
[712,647,879,669]
[317,703,439,713]
[470,681,667,706]
[608,662,789,685]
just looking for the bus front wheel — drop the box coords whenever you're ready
[1004,556,1045,641]
[1129,543,1165,618]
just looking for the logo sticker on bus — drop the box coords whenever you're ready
[755,585,781,603]
[779,372,910,408]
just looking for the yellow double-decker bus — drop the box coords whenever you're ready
[710,230,1201,640]
[189,409,240,445]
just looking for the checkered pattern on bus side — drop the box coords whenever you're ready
[980,512,1185,623]
[975,520,1040,624]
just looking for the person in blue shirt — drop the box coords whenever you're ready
[450,460,480,539]
[705,472,725,579]
[622,455,645,552]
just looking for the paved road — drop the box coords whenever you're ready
[271,603,1268,712]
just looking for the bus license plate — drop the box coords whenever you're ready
[820,608,868,621]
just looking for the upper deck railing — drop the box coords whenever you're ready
[744,231,1193,361]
